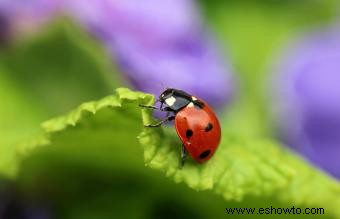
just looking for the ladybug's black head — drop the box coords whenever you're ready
[158,88,193,112]
[158,88,176,103]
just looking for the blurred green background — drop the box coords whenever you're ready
[0,1,339,218]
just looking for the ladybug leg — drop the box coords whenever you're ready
[138,104,165,111]
[180,144,187,169]
[165,110,171,117]
[144,115,175,127]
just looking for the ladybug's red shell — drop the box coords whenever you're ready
[174,99,221,163]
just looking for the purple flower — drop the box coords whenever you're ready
[271,26,340,179]
[0,0,62,38]
[1,0,234,108]
[0,0,62,20]
[66,0,234,108]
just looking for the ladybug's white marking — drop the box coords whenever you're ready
[187,102,194,107]
[165,96,176,106]
[192,96,197,101]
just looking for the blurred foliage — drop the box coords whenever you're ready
[1,1,340,219]
[199,0,339,138]
[0,20,121,177]
[0,20,120,117]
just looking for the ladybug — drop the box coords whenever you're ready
[140,88,221,167]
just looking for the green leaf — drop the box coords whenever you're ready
[8,88,340,218]
[14,88,229,219]
[139,112,340,217]
[13,88,153,175]
[0,70,45,177]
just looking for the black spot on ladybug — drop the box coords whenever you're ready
[205,123,213,132]
[193,100,205,109]
[186,129,193,138]
[199,150,211,159]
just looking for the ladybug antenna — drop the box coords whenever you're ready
[160,82,167,91]
[160,82,173,92]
